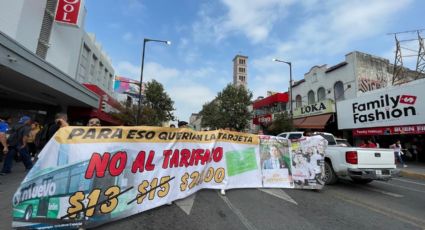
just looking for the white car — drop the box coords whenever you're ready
[277,131,304,140]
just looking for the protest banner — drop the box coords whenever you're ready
[12,127,326,229]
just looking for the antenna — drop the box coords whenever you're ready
[388,29,425,85]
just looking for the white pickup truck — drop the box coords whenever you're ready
[314,132,398,184]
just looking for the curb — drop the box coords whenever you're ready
[399,170,425,180]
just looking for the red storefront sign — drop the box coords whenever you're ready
[353,124,425,136]
[55,0,81,25]
[253,114,273,125]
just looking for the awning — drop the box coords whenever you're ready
[294,114,332,129]
[293,117,306,126]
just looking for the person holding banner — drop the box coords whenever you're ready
[263,145,287,169]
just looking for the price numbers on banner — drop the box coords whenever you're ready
[67,186,120,218]
[180,167,225,191]
[136,176,171,205]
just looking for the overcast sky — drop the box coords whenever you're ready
[84,0,425,122]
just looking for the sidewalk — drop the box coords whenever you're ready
[398,162,425,180]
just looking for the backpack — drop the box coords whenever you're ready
[7,124,25,147]
[34,123,56,151]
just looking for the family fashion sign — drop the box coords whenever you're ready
[12,127,326,229]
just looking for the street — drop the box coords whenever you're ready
[1,164,424,230]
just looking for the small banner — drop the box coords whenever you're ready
[12,127,327,229]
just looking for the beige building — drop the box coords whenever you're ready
[233,55,248,87]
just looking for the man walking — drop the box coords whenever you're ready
[0,116,33,175]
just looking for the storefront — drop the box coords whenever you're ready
[337,79,425,162]
[252,92,288,132]
[292,99,338,134]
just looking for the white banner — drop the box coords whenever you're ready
[337,79,425,129]
[12,127,326,229]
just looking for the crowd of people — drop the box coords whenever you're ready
[0,113,107,176]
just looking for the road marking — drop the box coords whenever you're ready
[361,187,404,198]
[393,177,425,186]
[174,194,196,215]
[375,181,425,194]
[333,192,425,228]
[218,191,257,230]
[258,188,298,205]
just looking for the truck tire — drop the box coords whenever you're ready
[352,178,373,184]
[324,161,338,185]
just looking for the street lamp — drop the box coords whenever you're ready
[136,38,171,125]
[272,58,293,124]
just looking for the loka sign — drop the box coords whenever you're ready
[55,0,82,26]
[293,99,335,118]
[337,79,425,129]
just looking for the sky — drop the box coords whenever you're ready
[83,0,425,122]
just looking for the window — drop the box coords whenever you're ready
[296,95,302,108]
[239,75,245,81]
[239,67,245,73]
[317,87,326,101]
[239,59,245,65]
[308,90,315,104]
[334,81,345,101]
[78,44,90,83]
[90,55,98,78]
[98,62,104,84]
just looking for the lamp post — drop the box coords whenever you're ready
[136,38,171,125]
[272,58,293,124]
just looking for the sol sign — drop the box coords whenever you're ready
[55,0,82,26]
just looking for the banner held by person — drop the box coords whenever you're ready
[12,126,326,229]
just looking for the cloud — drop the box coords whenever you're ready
[115,61,140,79]
[249,0,412,98]
[114,60,223,121]
[193,0,294,43]
[122,32,134,42]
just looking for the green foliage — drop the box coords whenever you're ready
[141,79,175,126]
[200,84,252,131]
[111,79,175,126]
[266,112,294,135]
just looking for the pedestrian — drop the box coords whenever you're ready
[0,114,11,162]
[365,138,377,148]
[0,116,33,175]
[178,121,189,128]
[390,140,407,168]
[34,112,69,153]
[87,117,101,127]
[27,120,41,159]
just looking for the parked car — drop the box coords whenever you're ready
[277,131,304,140]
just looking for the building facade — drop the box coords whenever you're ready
[252,92,289,133]
[290,51,420,134]
[0,0,118,124]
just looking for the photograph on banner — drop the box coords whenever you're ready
[290,136,327,189]
[260,136,293,188]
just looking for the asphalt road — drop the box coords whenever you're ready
[1,164,424,230]
[94,177,425,230]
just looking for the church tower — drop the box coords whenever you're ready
[233,55,248,87]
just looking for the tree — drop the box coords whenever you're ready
[111,79,175,126]
[200,84,252,131]
[140,79,175,126]
[266,112,294,135]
